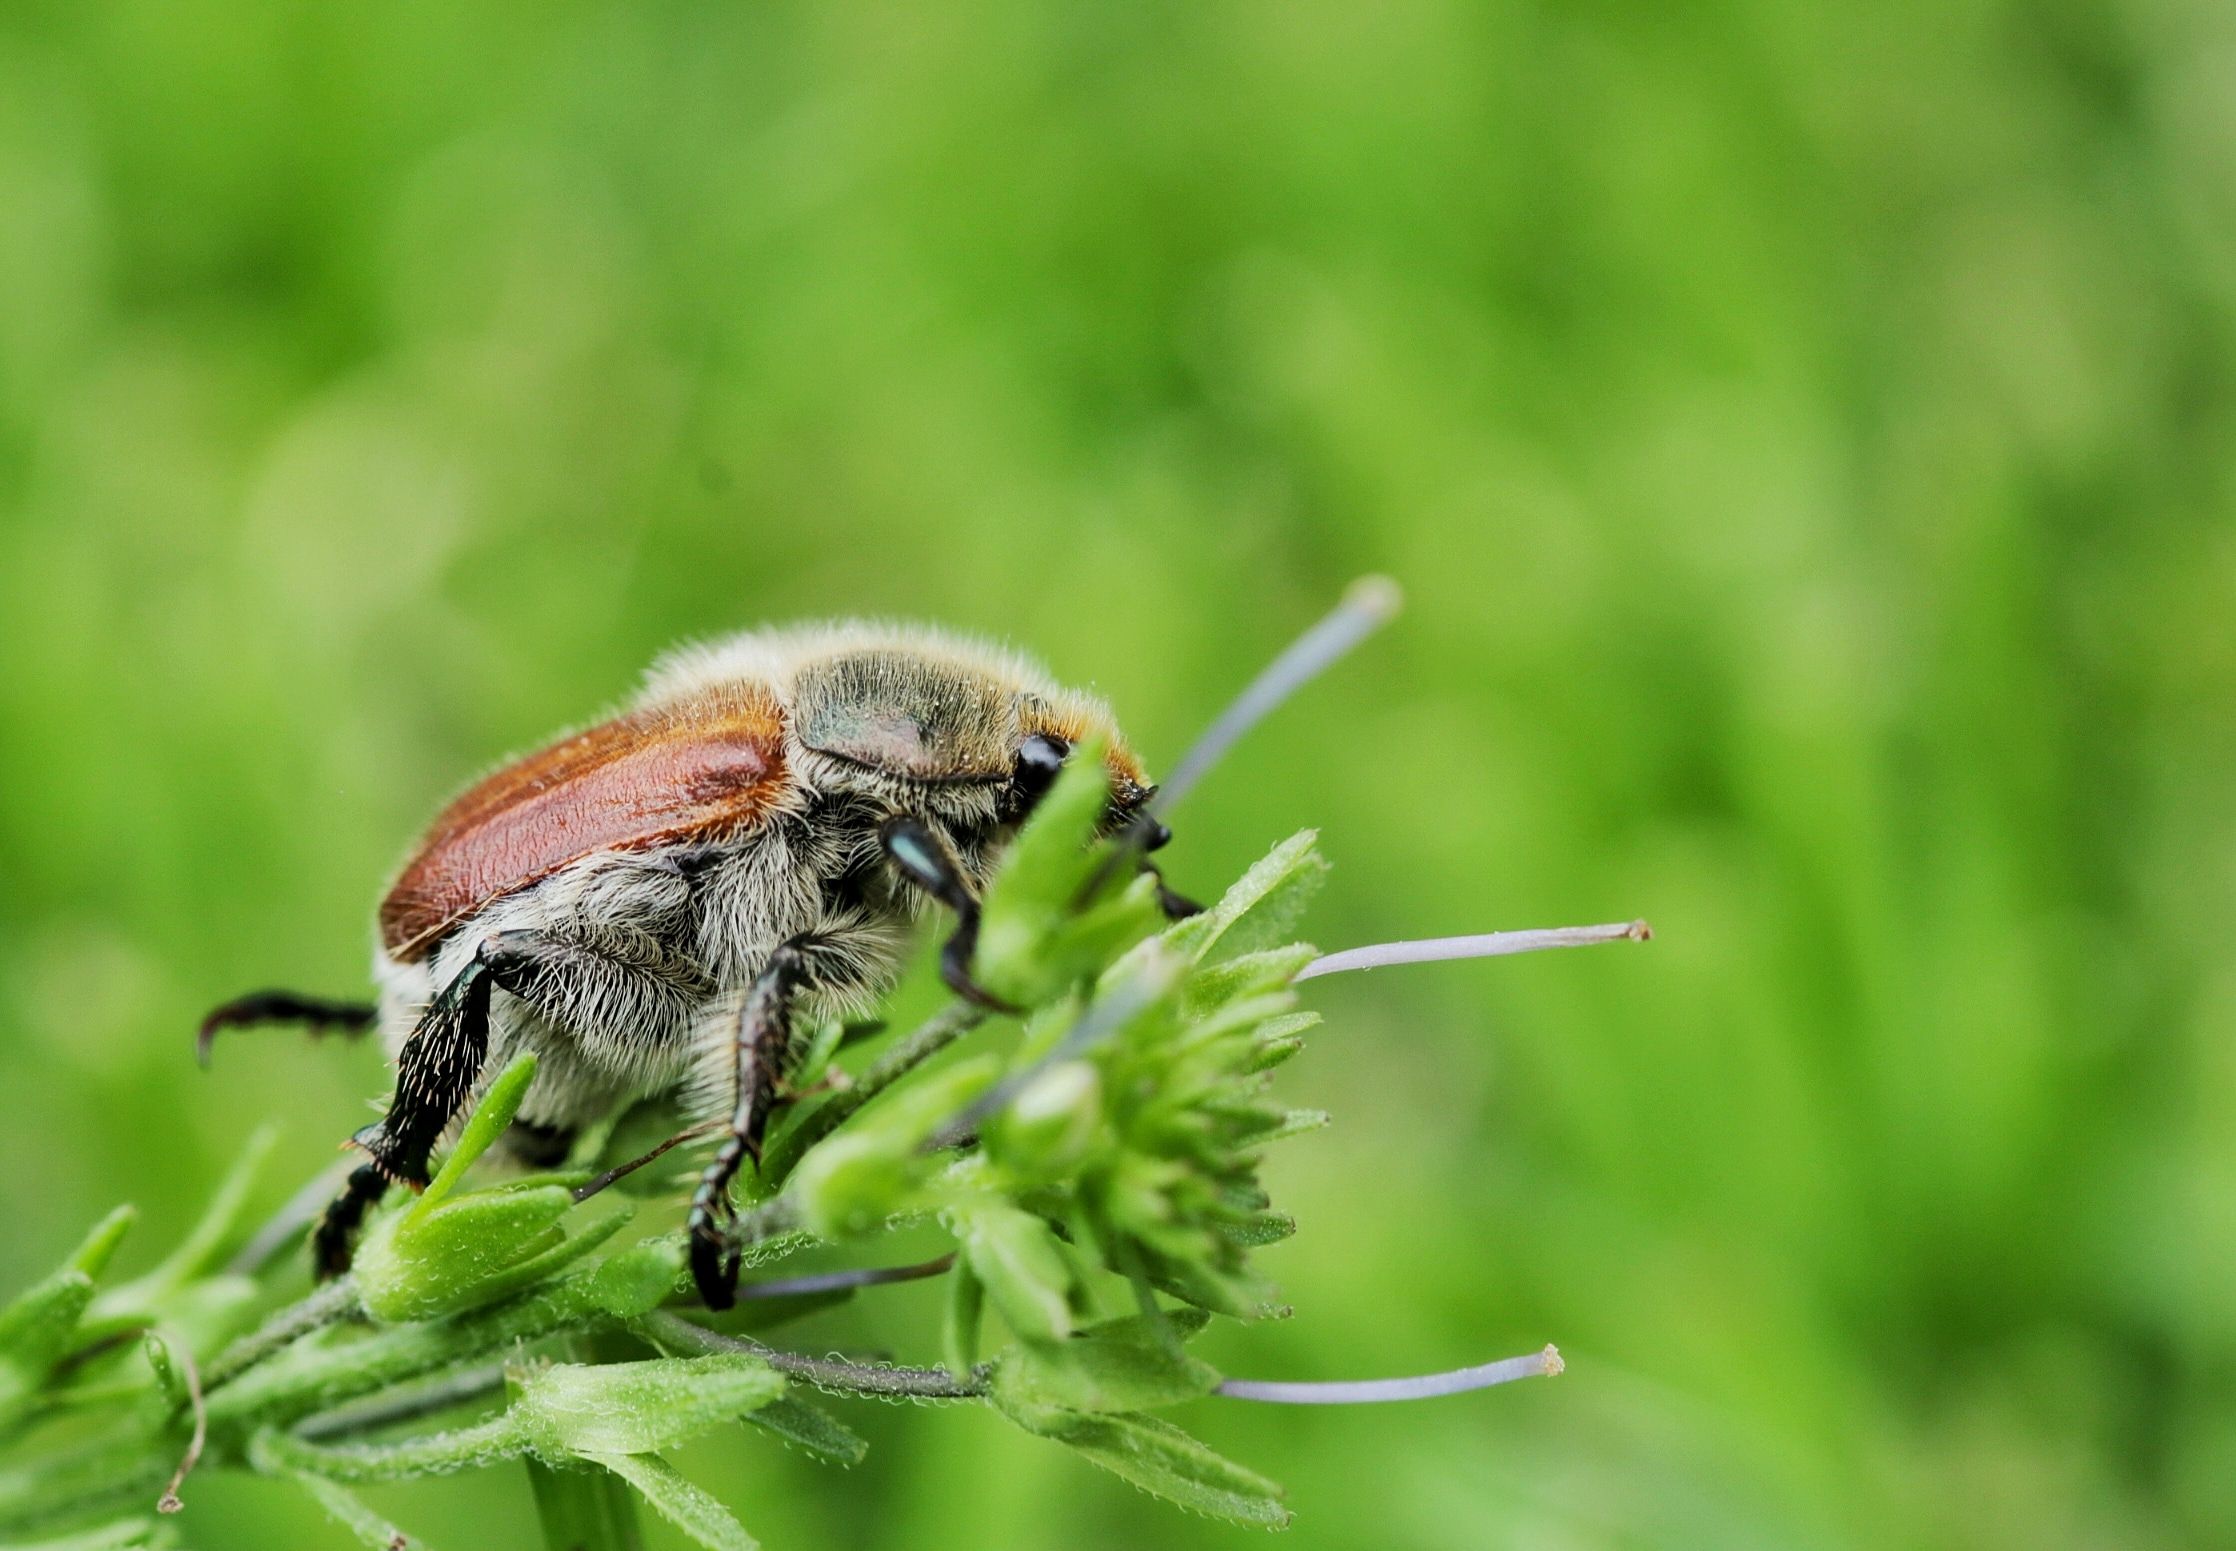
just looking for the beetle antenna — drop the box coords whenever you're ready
[1295,919,1651,981]
[1150,574,1403,816]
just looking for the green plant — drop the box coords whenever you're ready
[0,736,1593,1551]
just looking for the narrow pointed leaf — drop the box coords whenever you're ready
[251,1414,533,1482]
[1000,1404,1289,1527]
[284,1467,435,1550]
[419,1052,540,1213]
[590,1451,758,1551]
[1161,830,1325,963]
[742,1395,868,1466]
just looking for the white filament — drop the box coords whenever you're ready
[1152,576,1403,815]
[1295,920,1650,982]
[1217,1344,1564,1403]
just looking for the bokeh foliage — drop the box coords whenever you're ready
[2,0,2233,1546]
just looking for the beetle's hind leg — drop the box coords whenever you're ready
[197,990,376,1067]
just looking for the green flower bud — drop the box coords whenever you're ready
[355,1182,628,1324]
[790,1055,999,1239]
[353,1050,632,1323]
[986,1060,1102,1179]
[789,1131,916,1241]
[955,1203,1075,1345]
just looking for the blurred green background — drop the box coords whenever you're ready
[4,0,2234,1546]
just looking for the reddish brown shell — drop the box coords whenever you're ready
[378,686,789,962]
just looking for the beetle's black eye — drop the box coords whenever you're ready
[1004,734,1070,820]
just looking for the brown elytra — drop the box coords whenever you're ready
[378,686,789,962]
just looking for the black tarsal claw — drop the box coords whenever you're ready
[937,914,1020,1013]
[1156,882,1205,920]
[938,947,1021,1014]
[690,1222,739,1311]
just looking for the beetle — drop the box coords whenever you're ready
[199,622,1193,1309]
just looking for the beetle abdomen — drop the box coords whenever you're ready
[378,686,789,962]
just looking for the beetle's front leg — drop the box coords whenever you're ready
[311,955,495,1277]
[1144,861,1203,921]
[689,938,814,1309]
[877,816,1013,1010]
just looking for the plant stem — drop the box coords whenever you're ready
[206,1272,613,1430]
[252,1414,528,1482]
[202,1277,361,1389]
[639,1312,987,1401]
[295,1362,511,1440]
[528,1458,646,1551]
[518,1356,643,1551]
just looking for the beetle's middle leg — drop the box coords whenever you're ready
[689,936,820,1310]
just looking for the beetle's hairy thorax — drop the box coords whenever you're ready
[370,753,1004,1135]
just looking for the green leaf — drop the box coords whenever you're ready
[991,1311,1220,1415]
[1219,1211,1297,1247]
[0,1208,133,1421]
[64,1207,139,1282]
[353,1054,638,1324]
[356,1185,629,1324]
[983,1060,1102,1179]
[140,1331,187,1410]
[980,740,1116,921]
[251,1414,532,1482]
[1256,1108,1330,1146]
[514,1356,785,1459]
[1180,945,1317,1018]
[0,1520,177,1550]
[593,1241,686,1319]
[0,1271,96,1400]
[998,1404,1289,1528]
[590,1451,758,1551]
[1160,830,1326,964]
[1244,1011,1321,1073]
[955,1204,1075,1344]
[419,1050,542,1213]
[975,741,1164,1006]
[943,1258,985,1379]
[742,1395,868,1467]
[787,1015,848,1094]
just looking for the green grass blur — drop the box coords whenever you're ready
[3,1,2233,1546]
